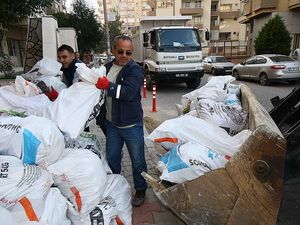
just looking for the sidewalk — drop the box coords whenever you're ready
[90,121,185,225]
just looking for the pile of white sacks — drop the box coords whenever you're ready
[0,58,132,225]
[147,76,252,184]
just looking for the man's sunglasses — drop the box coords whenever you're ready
[117,50,132,56]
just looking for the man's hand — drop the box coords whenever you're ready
[96,76,110,89]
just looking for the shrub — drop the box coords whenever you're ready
[0,54,15,78]
[254,14,292,55]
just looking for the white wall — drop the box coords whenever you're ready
[42,16,59,59]
[57,28,78,51]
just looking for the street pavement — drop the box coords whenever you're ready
[90,121,185,225]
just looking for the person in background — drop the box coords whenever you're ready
[82,50,94,68]
[57,44,82,87]
[95,35,148,207]
[75,51,81,60]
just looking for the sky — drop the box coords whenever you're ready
[65,0,99,14]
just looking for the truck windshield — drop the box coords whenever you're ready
[158,29,201,52]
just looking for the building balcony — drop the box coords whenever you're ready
[147,11,156,16]
[180,8,203,15]
[211,11,220,17]
[220,11,240,19]
[211,25,219,30]
[193,23,203,29]
[252,0,278,12]
[289,0,300,9]
[242,1,252,16]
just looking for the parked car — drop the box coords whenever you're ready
[292,48,300,61]
[202,56,235,75]
[232,54,300,85]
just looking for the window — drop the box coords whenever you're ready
[219,32,231,40]
[195,1,202,8]
[211,17,218,26]
[184,1,191,8]
[255,57,267,64]
[220,4,231,12]
[194,16,202,24]
[211,3,218,11]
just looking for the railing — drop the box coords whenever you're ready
[208,40,249,57]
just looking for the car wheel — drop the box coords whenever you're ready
[211,68,216,75]
[233,70,240,80]
[186,78,201,89]
[259,73,270,86]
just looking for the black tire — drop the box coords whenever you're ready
[211,68,216,75]
[232,69,240,80]
[186,78,201,89]
[259,73,269,86]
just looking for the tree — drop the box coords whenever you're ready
[97,12,123,53]
[53,0,103,52]
[0,0,54,29]
[254,14,292,55]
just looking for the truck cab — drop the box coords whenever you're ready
[143,26,204,89]
[132,16,208,90]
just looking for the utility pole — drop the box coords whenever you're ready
[103,0,111,61]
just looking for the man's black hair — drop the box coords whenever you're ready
[57,44,75,53]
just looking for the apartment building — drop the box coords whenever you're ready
[240,0,300,55]
[147,0,182,16]
[97,0,151,35]
[180,0,246,41]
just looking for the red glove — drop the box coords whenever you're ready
[45,87,59,101]
[96,76,110,89]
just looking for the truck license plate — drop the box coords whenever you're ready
[175,73,188,77]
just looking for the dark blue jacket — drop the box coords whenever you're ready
[61,59,82,87]
[96,59,144,127]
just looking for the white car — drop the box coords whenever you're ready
[202,56,235,75]
[232,54,300,85]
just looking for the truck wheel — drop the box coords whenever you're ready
[186,78,201,89]
[145,74,153,91]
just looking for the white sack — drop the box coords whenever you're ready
[158,141,230,183]
[68,174,131,225]
[75,63,106,84]
[0,88,50,115]
[147,115,251,156]
[38,188,71,225]
[102,174,132,225]
[0,156,53,221]
[0,115,65,167]
[35,76,67,93]
[14,76,41,96]
[64,132,112,174]
[48,149,108,215]
[0,207,18,225]
[195,98,247,135]
[39,82,105,138]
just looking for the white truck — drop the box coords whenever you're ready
[132,16,208,90]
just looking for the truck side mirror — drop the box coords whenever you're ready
[205,30,210,41]
[143,33,149,42]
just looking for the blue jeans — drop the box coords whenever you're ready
[103,119,148,191]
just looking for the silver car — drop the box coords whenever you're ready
[202,56,235,75]
[232,54,300,85]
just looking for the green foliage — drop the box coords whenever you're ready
[53,0,103,52]
[254,14,292,55]
[0,54,15,78]
[0,0,54,28]
[96,12,123,53]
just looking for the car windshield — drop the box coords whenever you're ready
[269,56,295,62]
[213,57,228,63]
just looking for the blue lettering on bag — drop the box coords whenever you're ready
[167,145,189,172]
[23,129,41,164]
